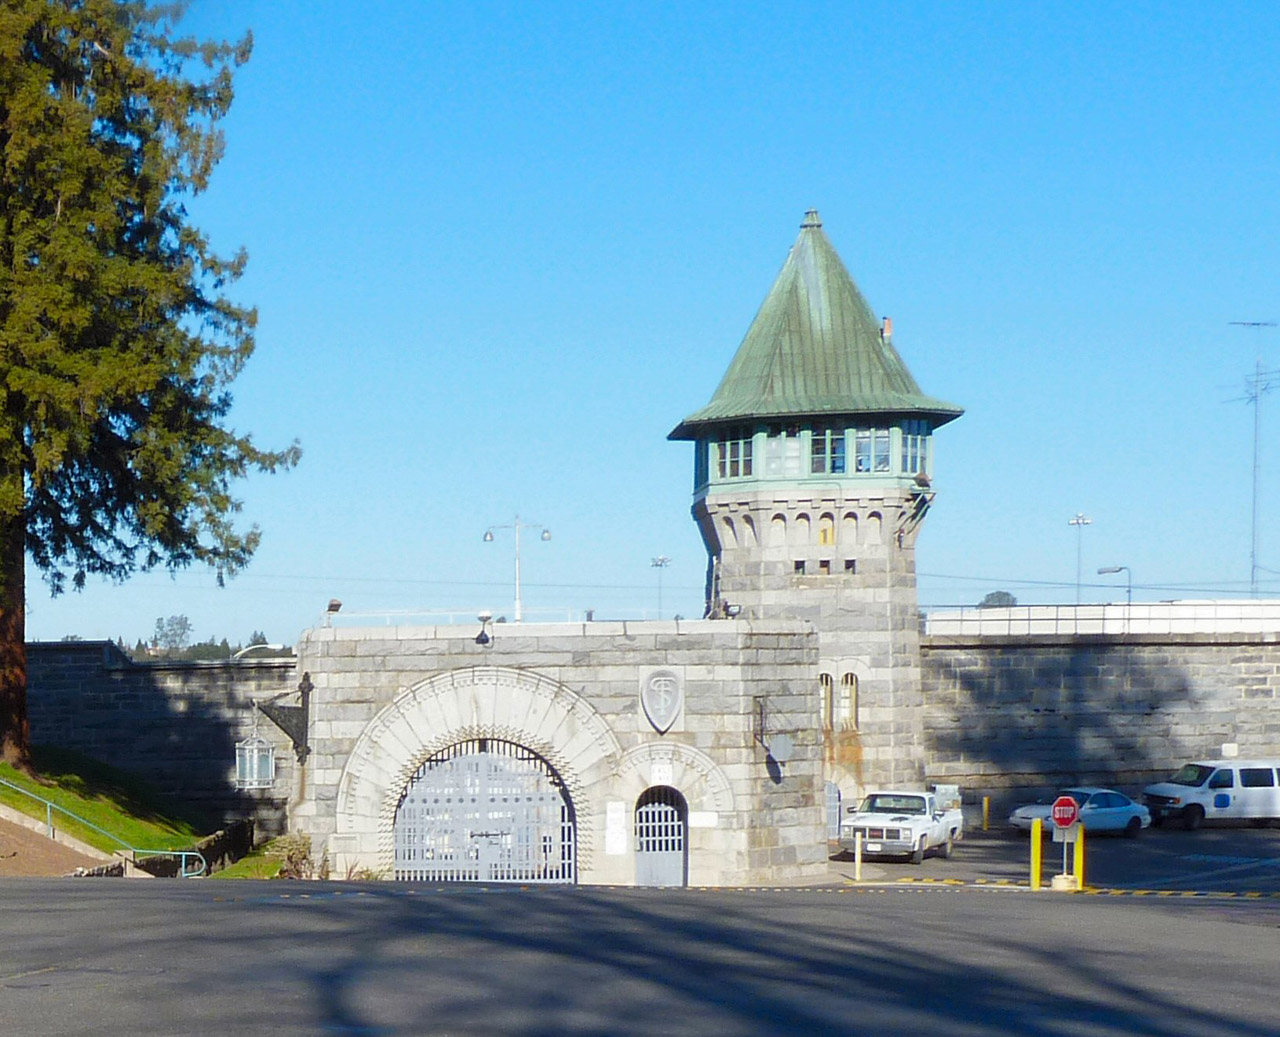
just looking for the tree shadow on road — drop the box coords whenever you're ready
[161,884,1280,1037]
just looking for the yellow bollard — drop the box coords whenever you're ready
[983,796,990,832]
[1030,818,1042,890]
[1074,824,1086,889]
[854,831,863,882]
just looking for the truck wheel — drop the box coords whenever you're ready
[1124,816,1141,838]
[1183,805,1205,831]
[910,838,926,865]
[941,833,955,859]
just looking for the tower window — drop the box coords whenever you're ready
[819,559,831,574]
[794,560,806,574]
[901,420,931,475]
[810,428,846,474]
[715,429,754,479]
[820,673,834,732]
[844,559,856,573]
[854,428,892,473]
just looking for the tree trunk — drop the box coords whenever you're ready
[0,507,29,770]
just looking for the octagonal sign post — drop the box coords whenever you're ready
[1051,795,1080,828]
[1050,795,1082,889]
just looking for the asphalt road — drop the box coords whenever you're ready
[835,817,1280,893]
[2,879,1279,1036]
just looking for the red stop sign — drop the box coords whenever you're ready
[1051,795,1080,828]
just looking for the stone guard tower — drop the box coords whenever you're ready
[670,210,962,795]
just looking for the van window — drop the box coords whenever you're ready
[1169,764,1214,787]
[1240,768,1276,788]
[1208,769,1235,789]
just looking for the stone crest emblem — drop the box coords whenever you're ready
[640,668,683,734]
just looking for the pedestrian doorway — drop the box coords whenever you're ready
[635,785,688,886]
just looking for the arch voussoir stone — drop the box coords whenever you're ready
[334,666,623,876]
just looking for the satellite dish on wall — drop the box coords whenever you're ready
[768,733,795,764]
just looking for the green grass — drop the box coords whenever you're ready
[208,840,285,879]
[0,745,209,855]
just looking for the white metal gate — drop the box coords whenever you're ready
[635,786,687,887]
[393,738,575,883]
[826,781,842,839]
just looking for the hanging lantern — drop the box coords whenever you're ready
[236,736,275,789]
[236,712,276,789]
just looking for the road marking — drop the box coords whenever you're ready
[1180,854,1280,867]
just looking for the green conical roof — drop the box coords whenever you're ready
[669,211,962,440]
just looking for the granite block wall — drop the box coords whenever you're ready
[26,641,298,836]
[921,632,1280,807]
[298,619,828,886]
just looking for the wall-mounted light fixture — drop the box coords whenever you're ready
[475,611,493,646]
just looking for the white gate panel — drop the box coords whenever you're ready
[635,786,687,887]
[394,738,575,883]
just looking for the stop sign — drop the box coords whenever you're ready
[1051,795,1080,828]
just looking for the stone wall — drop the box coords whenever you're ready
[29,628,1280,877]
[27,641,299,837]
[296,619,828,886]
[921,632,1280,806]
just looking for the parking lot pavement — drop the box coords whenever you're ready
[828,817,1280,894]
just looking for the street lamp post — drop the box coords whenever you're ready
[1068,513,1092,604]
[651,556,671,618]
[484,516,551,623]
[1096,565,1132,606]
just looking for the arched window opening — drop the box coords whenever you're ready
[793,513,811,546]
[864,512,883,545]
[818,513,835,546]
[820,673,834,732]
[721,515,738,549]
[770,513,787,546]
[841,673,859,730]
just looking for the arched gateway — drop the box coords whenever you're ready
[331,666,621,881]
[394,738,575,882]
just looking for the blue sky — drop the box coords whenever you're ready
[27,1,1280,645]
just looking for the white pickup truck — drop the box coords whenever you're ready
[838,790,964,864]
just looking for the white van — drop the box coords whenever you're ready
[1142,760,1280,829]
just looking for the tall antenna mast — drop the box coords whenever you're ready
[1229,321,1278,596]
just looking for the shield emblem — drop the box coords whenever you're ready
[641,669,683,734]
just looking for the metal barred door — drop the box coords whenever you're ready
[635,786,687,887]
[394,738,575,883]
[826,782,842,839]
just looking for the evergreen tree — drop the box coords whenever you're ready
[0,2,298,766]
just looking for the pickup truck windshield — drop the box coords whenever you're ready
[860,795,927,814]
[1169,764,1214,787]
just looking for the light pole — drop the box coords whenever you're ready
[484,516,551,623]
[1068,513,1092,604]
[233,643,285,660]
[1096,565,1131,606]
[651,556,671,618]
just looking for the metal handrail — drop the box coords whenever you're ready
[922,600,1280,637]
[0,776,207,877]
